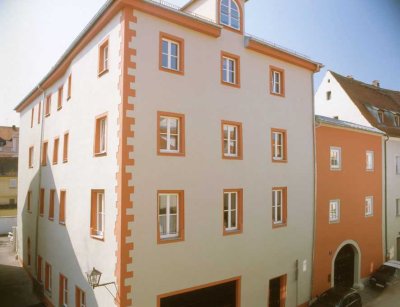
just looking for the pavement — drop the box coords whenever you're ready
[0,235,44,307]
[359,278,400,307]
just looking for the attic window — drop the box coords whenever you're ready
[395,114,400,127]
[220,0,240,31]
[377,110,384,124]
[326,91,331,100]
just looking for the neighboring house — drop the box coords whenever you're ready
[0,125,19,157]
[313,115,384,296]
[315,70,400,263]
[15,0,321,306]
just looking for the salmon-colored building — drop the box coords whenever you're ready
[313,115,384,296]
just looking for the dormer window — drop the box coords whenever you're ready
[220,0,240,30]
[395,114,400,127]
[377,110,384,124]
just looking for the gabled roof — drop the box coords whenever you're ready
[315,115,384,135]
[331,71,400,137]
[0,126,19,142]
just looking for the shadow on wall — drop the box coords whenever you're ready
[20,164,101,306]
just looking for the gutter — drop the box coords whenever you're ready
[384,134,389,260]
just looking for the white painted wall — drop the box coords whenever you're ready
[0,216,17,235]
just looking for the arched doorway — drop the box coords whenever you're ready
[334,244,356,287]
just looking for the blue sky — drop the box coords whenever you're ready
[0,0,399,125]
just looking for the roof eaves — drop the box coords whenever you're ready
[315,115,384,135]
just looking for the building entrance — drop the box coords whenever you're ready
[334,244,355,287]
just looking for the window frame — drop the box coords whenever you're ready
[395,114,400,127]
[94,113,108,156]
[366,150,374,171]
[75,287,86,307]
[221,120,243,160]
[396,199,400,217]
[37,255,43,283]
[45,94,51,117]
[38,101,41,124]
[271,128,287,162]
[28,146,34,168]
[27,237,31,266]
[67,74,72,100]
[42,141,48,166]
[223,188,243,235]
[330,146,342,170]
[49,189,55,221]
[377,110,384,124]
[59,274,68,306]
[98,38,109,76]
[27,190,32,213]
[272,187,287,228]
[39,188,45,217]
[218,0,242,33]
[365,196,374,217]
[63,132,69,163]
[59,190,66,225]
[31,107,34,128]
[57,85,63,110]
[45,262,52,294]
[53,137,59,165]
[157,111,185,156]
[329,199,340,223]
[396,156,400,175]
[90,190,105,240]
[270,66,285,97]
[157,190,185,244]
[159,32,184,75]
[221,51,240,88]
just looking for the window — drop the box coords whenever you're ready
[27,238,31,266]
[94,114,107,156]
[57,86,63,110]
[37,255,43,282]
[45,262,52,294]
[40,188,45,216]
[395,115,400,127]
[75,287,86,307]
[396,199,400,216]
[326,91,332,100]
[157,112,185,156]
[90,190,105,239]
[27,191,32,212]
[219,0,240,30]
[31,107,34,128]
[45,94,51,117]
[63,132,69,163]
[221,51,240,87]
[222,121,243,159]
[272,187,287,227]
[67,74,72,100]
[365,196,373,217]
[29,146,34,168]
[396,156,400,175]
[98,38,109,75]
[157,191,184,243]
[41,141,48,166]
[378,110,384,123]
[59,190,66,225]
[330,147,341,170]
[9,179,17,188]
[49,189,55,221]
[366,151,374,171]
[270,66,285,96]
[223,189,243,235]
[59,274,68,306]
[329,200,340,223]
[38,101,41,124]
[53,137,59,164]
[271,129,287,162]
[160,32,184,75]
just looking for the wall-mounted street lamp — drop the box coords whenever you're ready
[86,267,119,300]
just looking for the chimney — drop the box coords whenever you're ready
[333,116,339,120]
[372,80,380,87]
[346,75,354,79]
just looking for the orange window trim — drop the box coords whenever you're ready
[59,190,66,225]
[157,190,185,244]
[220,51,241,88]
[217,0,244,34]
[53,137,59,165]
[269,66,285,97]
[27,191,32,212]
[38,101,41,124]
[67,74,72,100]
[94,113,108,156]
[39,188,45,216]
[157,111,186,156]
[63,132,69,163]
[223,188,243,236]
[28,146,34,168]
[157,276,241,307]
[45,94,51,117]
[41,141,48,166]
[271,128,288,163]
[31,108,34,128]
[221,120,243,160]
[272,186,288,229]
[268,274,287,307]
[49,189,55,221]
[59,274,67,306]
[98,38,110,76]
[75,287,85,307]
[90,189,105,241]
[37,255,42,282]
[159,32,185,75]
[57,86,63,110]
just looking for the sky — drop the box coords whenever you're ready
[0,0,399,126]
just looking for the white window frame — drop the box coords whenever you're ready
[160,116,180,153]
[378,110,384,123]
[366,151,374,171]
[272,131,284,160]
[223,124,238,157]
[79,290,86,307]
[224,191,238,231]
[272,70,282,94]
[329,199,340,223]
[161,38,179,71]
[61,276,68,306]
[96,192,105,237]
[396,199,400,217]
[158,193,179,239]
[222,56,236,84]
[103,44,109,71]
[45,264,52,293]
[330,147,341,170]
[220,0,240,30]
[272,189,283,224]
[396,156,400,175]
[99,117,107,154]
[365,196,373,217]
[395,115,400,127]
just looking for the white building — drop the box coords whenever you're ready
[315,70,400,262]
[16,0,321,306]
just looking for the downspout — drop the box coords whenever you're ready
[384,134,389,260]
[34,85,46,278]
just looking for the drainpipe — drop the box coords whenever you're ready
[34,85,46,278]
[384,134,389,260]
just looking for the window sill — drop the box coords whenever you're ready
[270,91,285,98]
[59,221,66,226]
[365,214,374,218]
[157,236,184,244]
[29,166,33,169]
[330,168,342,171]
[98,69,109,77]
[157,151,185,157]
[39,214,44,218]
[272,158,287,163]
[91,234,104,241]
[223,229,242,236]
[48,218,54,222]
[94,151,107,157]
[62,159,68,163]
[366,169,374,172]
[52,161,58,165]
[45,114,50,117]
[66,96,71,101]
[221,81,240,89]
[329,220,340,224]
[45,289,52,298]
[222,155,242,160]
[220,24,243,34]
[159,66,184,76]
[272,223,287,229]
[57,106,62,111]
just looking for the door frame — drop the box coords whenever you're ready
[331,240,361,288]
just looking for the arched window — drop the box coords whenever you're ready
[220,0,240,30]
